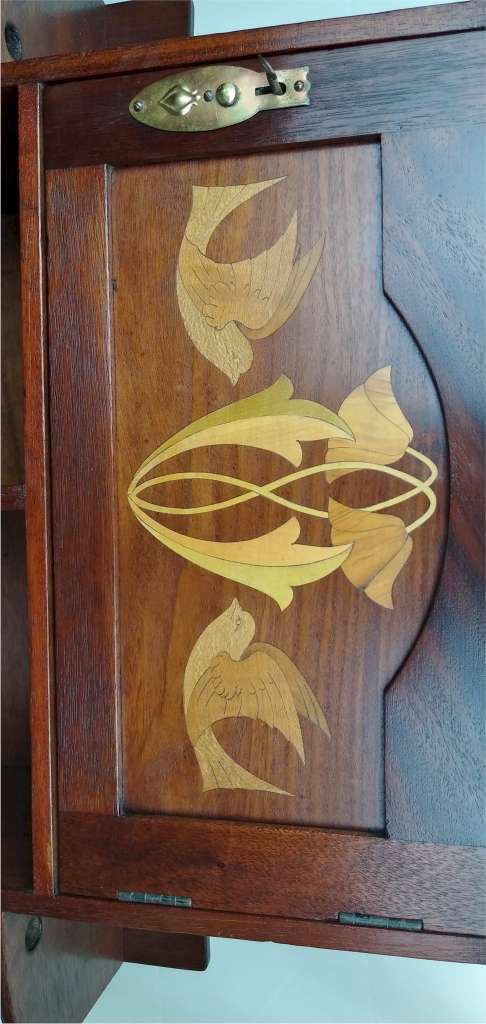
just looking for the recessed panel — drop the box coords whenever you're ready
[112,143,447,829]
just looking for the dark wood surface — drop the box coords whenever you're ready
[47,165,120,816]
[1,766,32,892]
[2,1,484,86]
[1,911,121,1024]
[1,1,192,62]
[59,812,486,936]
[1,215,23,485]
[383,126,486,847]
[4,888,485,964]
[1,513,29,766]
[123,929,209,970]
[1,0,101,62]
[18,84,57,896]
[43,31,485,171]
[1,484,25,511]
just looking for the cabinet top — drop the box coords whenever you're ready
[2,0,484,88]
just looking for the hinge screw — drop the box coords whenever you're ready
[25,916,42,952]
[204,89,214,102]
[294,80,306,92]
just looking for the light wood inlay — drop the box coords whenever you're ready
[177,180,324,383]
[184,599,330,794]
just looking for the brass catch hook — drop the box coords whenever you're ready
[257,55,285,96]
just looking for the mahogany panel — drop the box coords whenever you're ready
[59,812,486,936]
[3,1,484,86]
[1,1,101,62]
[1,214,23,486]
[1,1,192,63]
[18,84,56,895]
[1,911,121,1024]
[1,766,32,892]
[112,145,447,831]
[123,930,209,970]
[382,126,486,847]
[43,32,486,171]
[4,889,485,964]
[1,484,25,511]
[1,512,29,765]
[47,165,120,815]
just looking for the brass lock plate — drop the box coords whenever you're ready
[129,64,310,132]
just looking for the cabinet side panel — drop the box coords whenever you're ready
[383,126,486,846]
[47,165,120,814]
[18,84,57,893]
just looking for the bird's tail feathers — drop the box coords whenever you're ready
[195,728,291,795]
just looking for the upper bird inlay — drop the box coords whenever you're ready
[176,178,325,384]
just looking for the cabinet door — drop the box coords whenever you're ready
[45,18,485,944]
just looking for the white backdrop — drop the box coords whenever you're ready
[90,2,484,1022]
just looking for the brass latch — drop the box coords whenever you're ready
[129,56,310,132]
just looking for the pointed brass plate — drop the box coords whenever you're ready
[129,65,310,132]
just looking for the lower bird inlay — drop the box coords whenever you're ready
[184,599,330,794]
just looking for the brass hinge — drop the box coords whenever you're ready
[117,890,192,908]
[129,55,310,133]
[338,912,423,932]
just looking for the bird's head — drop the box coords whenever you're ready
[223,598,255,659]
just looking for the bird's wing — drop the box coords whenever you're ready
[179,214,297,332]
[241,235,325,341]
[186,649,304,760]
[248,642,330,737]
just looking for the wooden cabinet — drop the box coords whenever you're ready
[2,0,485,971]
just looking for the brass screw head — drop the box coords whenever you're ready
[215,82,240,107]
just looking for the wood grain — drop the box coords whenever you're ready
[123,930,209,971]
[1,911,121,1024]
[59,811,486,936]
[1,1,192,62]
[1,766,32,892]
[1,214,23,486]
[382,126,486,846]
[3,889,484,964]
[1,484,26,511]
[46,165,120,815]
[2,1,484,86]
[18,84,56,896]
[1,0,101,62]
[110,146,447,830]
[1,512,30,766]
[42,32,486,172]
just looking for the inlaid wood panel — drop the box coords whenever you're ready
[111,143,447,829]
